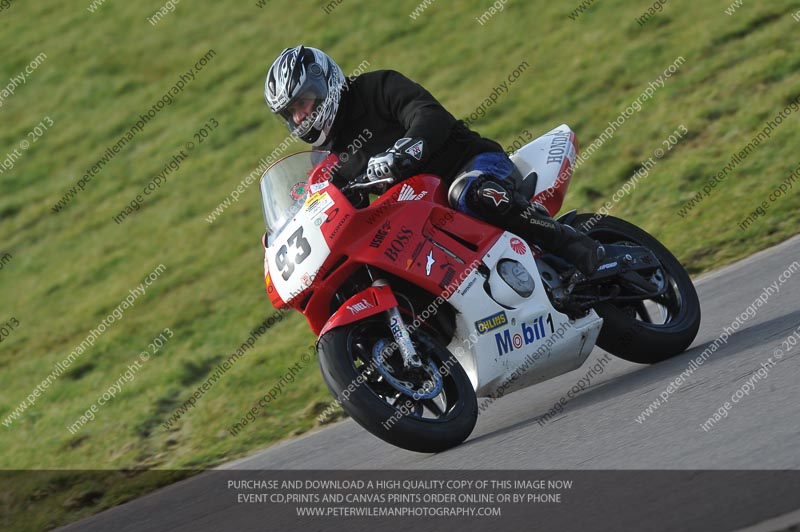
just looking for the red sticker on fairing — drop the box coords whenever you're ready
[510,237,526,255]
[290,182,308,200]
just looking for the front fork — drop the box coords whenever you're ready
[373,279,422,368]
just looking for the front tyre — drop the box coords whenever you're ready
[317,317,477,453]
[573,214,701,364]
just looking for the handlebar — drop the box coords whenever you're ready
[339,173,395,193]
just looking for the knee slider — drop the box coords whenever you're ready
[448,170,484,210]
[449,170,517,220]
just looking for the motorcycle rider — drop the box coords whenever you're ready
[264,45,605,275]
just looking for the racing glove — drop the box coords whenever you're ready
[366,137,427,183]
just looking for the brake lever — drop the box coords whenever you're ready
[341,176,394,193]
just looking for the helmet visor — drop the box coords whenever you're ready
[275,72,329,138]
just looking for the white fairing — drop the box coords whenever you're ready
[509,123,577,196]
[445,232,603,397]
[265,193,333,303]
[439,125,591,397]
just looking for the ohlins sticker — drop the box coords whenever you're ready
[495,313,555,355]
[475,311,508,335]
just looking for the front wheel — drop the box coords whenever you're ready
[573,214,701,364]
[317,317,477,453]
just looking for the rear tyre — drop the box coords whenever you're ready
[317,317,477,453]
[573,214,701,364]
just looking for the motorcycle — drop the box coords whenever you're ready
[258,124,700,453]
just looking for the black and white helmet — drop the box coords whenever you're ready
[264,45,345,147]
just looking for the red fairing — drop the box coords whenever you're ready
[318,285,398,337]
[308,153,341,186]
[294,173,502,335]
[266,273,286,309]
[262,232,287,309]
[533,131,578,216]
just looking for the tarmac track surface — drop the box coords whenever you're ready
[58,235,800,532]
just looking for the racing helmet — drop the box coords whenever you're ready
[264,45,345,147]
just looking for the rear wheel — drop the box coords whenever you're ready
[317,317,477,453]
[573,214,701,364]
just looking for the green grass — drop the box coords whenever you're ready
[1,0,799,530]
